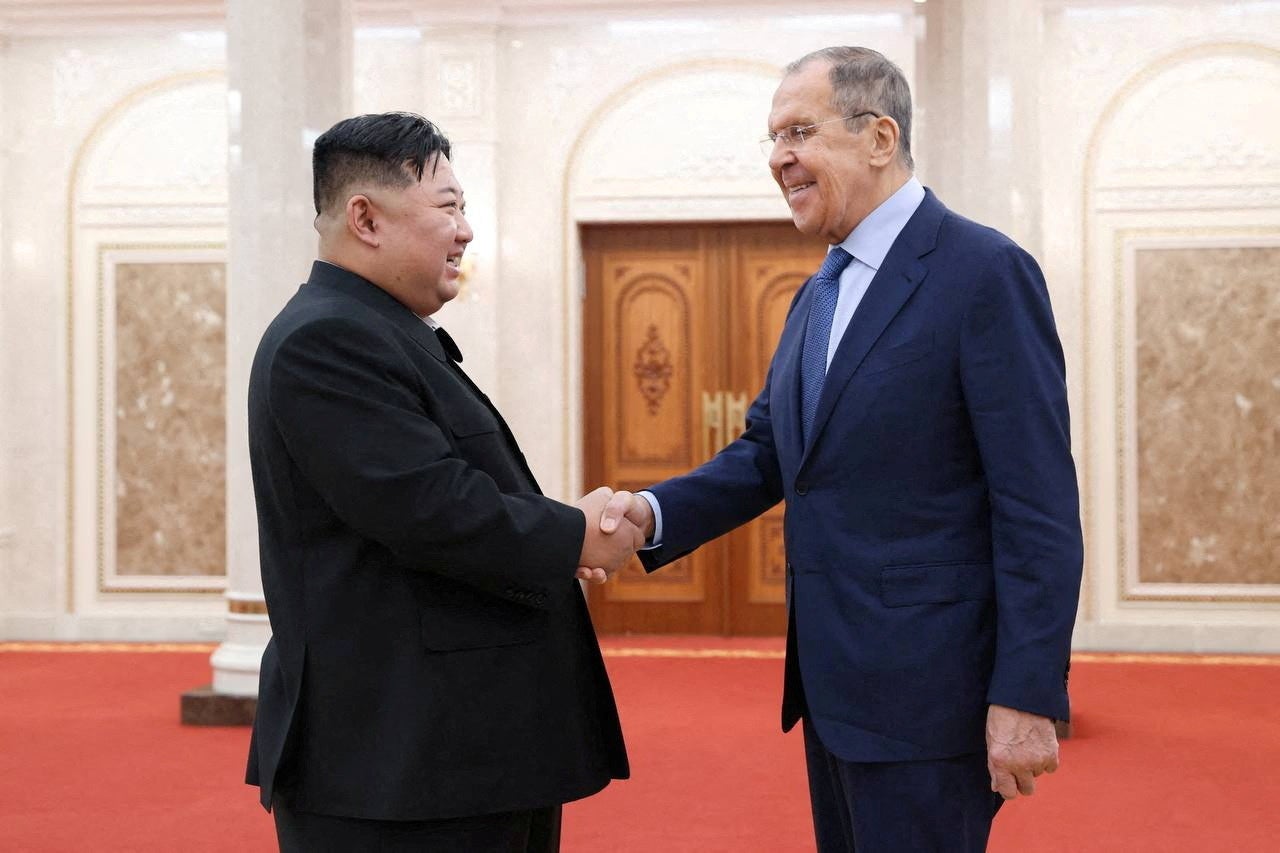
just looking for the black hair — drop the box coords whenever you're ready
[312,112,452,215]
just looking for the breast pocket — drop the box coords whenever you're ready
[447,406,500,439]
[859,333,934,377]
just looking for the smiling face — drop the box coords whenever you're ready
[370,154,473,317]
[767,60,880,245]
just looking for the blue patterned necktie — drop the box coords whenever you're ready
[800,246,854,441]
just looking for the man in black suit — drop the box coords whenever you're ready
[245,112,638,851]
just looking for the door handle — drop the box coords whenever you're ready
[701,390,724,462]
[724,392,748,445]
[702,390,749,460]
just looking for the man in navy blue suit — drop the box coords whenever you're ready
[600,47,1083,850]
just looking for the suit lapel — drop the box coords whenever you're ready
[800,191,945,460]
[773,284,812,469]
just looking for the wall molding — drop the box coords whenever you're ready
[1112,230,1280,605]
[65,69,227,613]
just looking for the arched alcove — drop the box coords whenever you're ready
[557,59,791,491]
[67,72,230,613]
[1081,43,1280,619]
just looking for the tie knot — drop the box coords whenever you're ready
[816,246,854,283]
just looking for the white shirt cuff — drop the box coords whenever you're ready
[638,490,663,549]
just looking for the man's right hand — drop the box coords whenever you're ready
[597,490,655,542]
[575,487,646,583]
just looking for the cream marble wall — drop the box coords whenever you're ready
[1041,2,1280,650]
[0,31,228,638]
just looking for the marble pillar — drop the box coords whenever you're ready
[186,0,352,723]
[913,0,1043,257]
[0,38,9,601]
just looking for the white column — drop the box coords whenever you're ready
[210,0,352,697]
[0,35,9,619]
[913,0,1043,256]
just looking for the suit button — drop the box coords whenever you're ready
[795,482,808,495]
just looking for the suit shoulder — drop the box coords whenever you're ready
[936,211,1042,281]
[937,209,1027,257]
[258,289,392,356]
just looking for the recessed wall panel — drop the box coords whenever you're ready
[1135,246,1280,585]
[115,262,226,577]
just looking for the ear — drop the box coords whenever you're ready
[346,195,380,248]
[867,116,901,168]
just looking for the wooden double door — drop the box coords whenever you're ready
[582,222,827,635]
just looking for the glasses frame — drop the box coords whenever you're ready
[760,111,882,156]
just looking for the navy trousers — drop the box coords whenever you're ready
[802,719,1003,852]
[272,797,562,853]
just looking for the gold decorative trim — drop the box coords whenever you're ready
[0,642,218,653]
[228,599,268,615]
[3,643,1277,666]
[1080,42,1280,613]
[604,647,784,659]
[92,245,228,596]
[1111,229,1280,604]
[559,57,783,498]
[64,68,226,613]
[1070,652,1280,667]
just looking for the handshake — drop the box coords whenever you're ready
[573,487,657,584]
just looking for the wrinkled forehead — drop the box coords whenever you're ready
[768,62,835,129]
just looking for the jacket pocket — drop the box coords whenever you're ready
[879,560,994,607]
[420,595,546,651]
[859,334,934,377]
[447,406,500,438]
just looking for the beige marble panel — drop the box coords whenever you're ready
[1135,246,1280,584]
[115,262,226,576]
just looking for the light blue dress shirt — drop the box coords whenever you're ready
[639,177,926,547]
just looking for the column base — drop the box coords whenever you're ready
[180,684,257,726]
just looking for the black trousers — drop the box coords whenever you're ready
[272,797,562,853]
[802,718,1003,853]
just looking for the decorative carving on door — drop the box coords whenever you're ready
[633,324,674,414]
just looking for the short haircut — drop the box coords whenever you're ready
[787,47,914,170]
[311,112,452,215]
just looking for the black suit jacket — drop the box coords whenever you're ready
[245,261,628,821]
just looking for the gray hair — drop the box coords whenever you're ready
[786,46,914,170]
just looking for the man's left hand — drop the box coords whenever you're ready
[986,704,1059,800]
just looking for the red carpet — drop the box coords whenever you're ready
[2,640,1278,851]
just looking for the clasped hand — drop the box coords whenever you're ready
[573,487,657,584]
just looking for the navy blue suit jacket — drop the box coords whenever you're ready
[640,190,1083,762]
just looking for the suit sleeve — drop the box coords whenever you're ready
[959,244,1083,721]
[264,315,584,605]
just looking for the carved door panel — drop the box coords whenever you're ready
[723,225,827,634]
[582,223,826,635]
[582,226,726,634]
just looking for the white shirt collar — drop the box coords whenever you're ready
[836,176,926,271]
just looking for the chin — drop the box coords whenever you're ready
[436,282,460,305]
[790,213,820,238]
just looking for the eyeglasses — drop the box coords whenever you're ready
[759,111,881,158]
